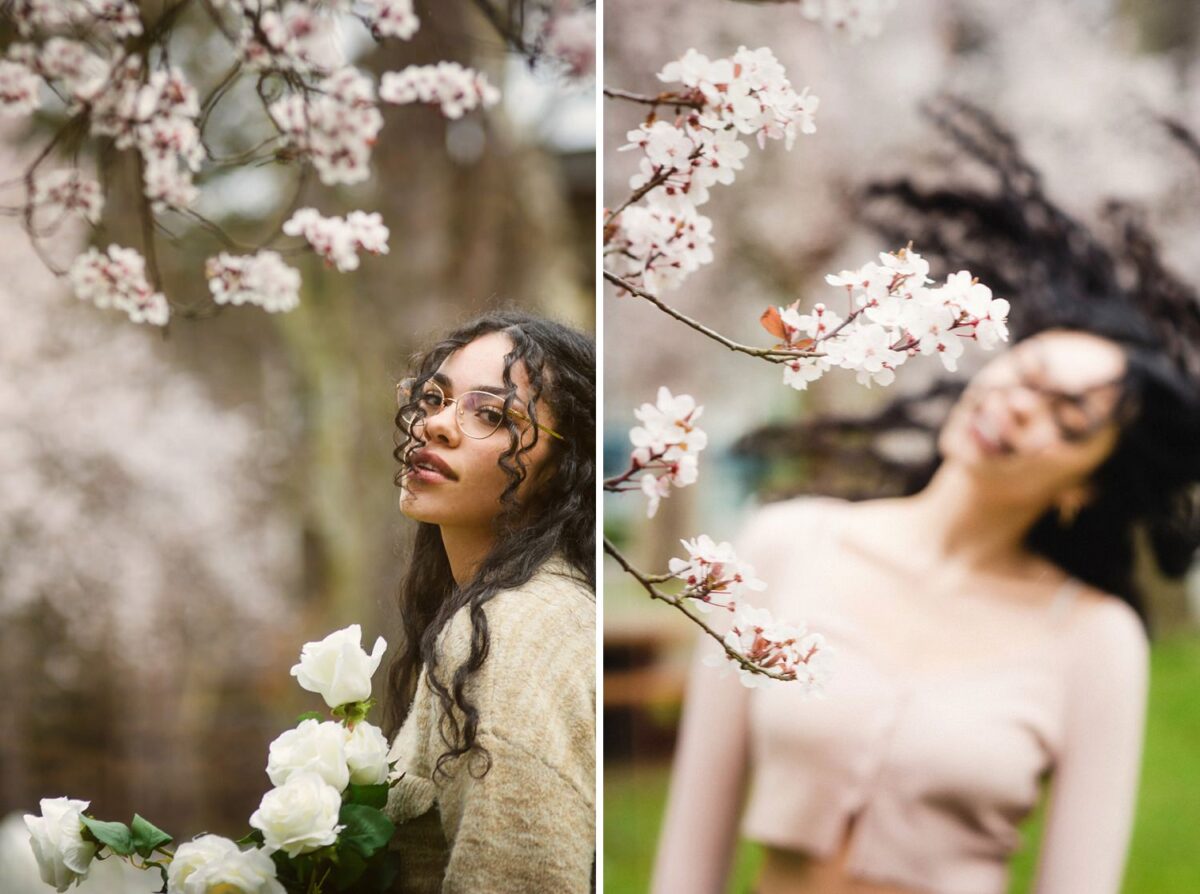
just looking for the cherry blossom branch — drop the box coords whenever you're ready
[604,270,820,363]
[604,538,797,683]
[603,86,705,110]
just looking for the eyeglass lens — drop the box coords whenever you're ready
[398,379,511,439]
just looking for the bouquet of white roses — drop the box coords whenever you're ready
[23,625,402,894]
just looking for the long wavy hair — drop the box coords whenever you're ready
[736,98,1200,624]
[382,311,595,778]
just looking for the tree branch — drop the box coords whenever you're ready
[603,270,821,363]
[604,538,795,682]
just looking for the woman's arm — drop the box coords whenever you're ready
[1033,598,1149,894]
[650,633,752,894]
[437,580,595,893]
[651,500,807,893]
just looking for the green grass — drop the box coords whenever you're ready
[605,634,1200,893]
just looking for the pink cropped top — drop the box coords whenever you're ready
[653,497,1149,894]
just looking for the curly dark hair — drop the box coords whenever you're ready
[736,98,1200,624]
[382,310,595,778]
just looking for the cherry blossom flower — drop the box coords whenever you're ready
[30,169,103,225]
[543,7,596,80]
[668,535,766,613]
[705,605,832,691]
[206,251,301,313]
[0,59,40,116]
[605,199,715,294]
[11,0,142,39]
[283,208,390,272]
[619,387,708,518]
[363,0,421,40]
[270,67,384,186]
[768,248,1011,390]
[798,0,897,42]
[379,62,501,119]
[67,245,169,326]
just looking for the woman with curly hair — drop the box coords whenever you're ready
[383,311,595,894]
[653,103,1200,894]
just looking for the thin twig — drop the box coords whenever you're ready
[603,270,821,363]
[604,167,671,227]
[604,538,794,682]
[604,86,704,110]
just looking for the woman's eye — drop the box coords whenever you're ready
[418,391,443,408]
[476,406,505,426]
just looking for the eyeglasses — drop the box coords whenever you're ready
[396,378,565,442]
[973,350,1128,444]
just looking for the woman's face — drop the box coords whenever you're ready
[938,330,1127,504]
[398,331,557,533]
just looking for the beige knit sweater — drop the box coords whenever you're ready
[384,559,595,894]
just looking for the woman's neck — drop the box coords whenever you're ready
[439,525,495,585]
[902,463,1050,571]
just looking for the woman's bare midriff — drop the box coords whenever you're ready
[755,820,926,894]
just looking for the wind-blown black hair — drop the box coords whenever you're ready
[382,310,595,778]
[736,98,1200,623]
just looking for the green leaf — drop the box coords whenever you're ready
[130,815,172,858]
[359,850,403,891]
[336,804,394,859]
[81,817,134,856]
[296,711,324,724]
[330,846,369,891]
[237,828,265,847]
[345,783,389,810]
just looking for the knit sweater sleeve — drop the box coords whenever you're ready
[434,572,596,894]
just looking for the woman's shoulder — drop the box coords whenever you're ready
[486,558,595,627]
[736,493,849,555]
[438,559,594,665]
[1059,584,1149,688]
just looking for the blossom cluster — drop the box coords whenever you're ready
[283,208,391,272]
[542,6,597,80]
[67,245,169,326]
[607,47,818,293]
[380,62,502,119]
[269,67,385,186]
[664,535,830,690]
[706,605,832,691]
[668,535,765,613]
[767,247,1011,390]
[22,625,397,893]
[10,0,142,40]
[798,0,898,42]
[30,169,104,227]
[206,251,302,313]
[614,387,708,518]
[0,0,511,326]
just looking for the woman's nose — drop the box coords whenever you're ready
[422,400,459,444]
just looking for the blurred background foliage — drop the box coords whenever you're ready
[0,0,594,873]
[604,0,1200,891]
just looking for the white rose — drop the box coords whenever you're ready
[344,721,390,786]
[266,719,350,791]
[167,834,284,894]
[23,797,97,893]
[249,772,343,857]
[290,625,387,708]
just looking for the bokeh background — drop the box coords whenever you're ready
[603,0,1200,891]
[0,4,593,889]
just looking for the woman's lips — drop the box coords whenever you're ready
[409,449,457,483]
[969,412,1013,456]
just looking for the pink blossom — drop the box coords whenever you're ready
[379,62,501,119]
[363,0,420,41]
[68,245,169,326]
[270,68,384,186]
[0,60,41,116]
[30,169,104,225]
[206,251,301,313]
[543,7,596,80]
[282,208,390,272]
